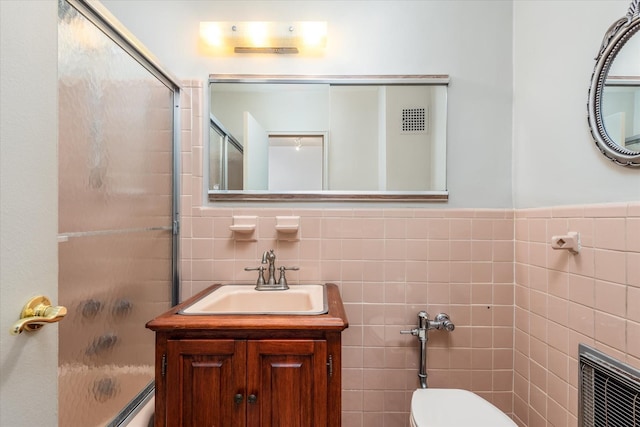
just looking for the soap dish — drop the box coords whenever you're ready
[275,216,300,240]
[275,216,300,233]
[229,224,256,233]
[229,216,257,240]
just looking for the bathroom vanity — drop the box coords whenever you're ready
[146,283,348,427]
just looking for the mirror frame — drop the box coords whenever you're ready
[588,0,640,167]
[207,74,450,202]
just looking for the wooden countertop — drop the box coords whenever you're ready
[146,283,349,333]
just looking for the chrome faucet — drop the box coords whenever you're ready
[262,249,277,285]
[245,249,299,291]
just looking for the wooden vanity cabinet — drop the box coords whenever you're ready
[165,338,328,427]
[247,339,328,427]
[147,284,348,427]
[165,339,246,427]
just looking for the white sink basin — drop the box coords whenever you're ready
[179,284,328,315]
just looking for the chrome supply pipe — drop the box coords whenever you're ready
[417,311,429,389]
[401,311,455,388]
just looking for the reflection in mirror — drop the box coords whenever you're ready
[208,76,449,201]
[602,22,640,151]
[210,120,243,190]
[588,0,640,166]
[602,79,640,151]
[268,134,326,191]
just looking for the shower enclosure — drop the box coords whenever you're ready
[57,1,180,425]
[209,117,244,191]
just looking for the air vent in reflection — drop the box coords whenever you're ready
[401,107,427,134]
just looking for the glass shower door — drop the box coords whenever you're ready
[58,1,179,425]
[209,118,244,191]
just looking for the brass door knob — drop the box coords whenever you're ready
[10,296,67,335]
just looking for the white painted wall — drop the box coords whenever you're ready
[513,1,640,208]
[102,0,640,208]
[329,86,380,190]
[0,1,59,425]
[101,0,514,208]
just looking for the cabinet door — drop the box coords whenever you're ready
[247,340,328,427]
[166,339,246,427]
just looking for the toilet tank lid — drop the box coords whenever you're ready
[411,389,516,427]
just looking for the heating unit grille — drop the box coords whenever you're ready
[579,344,640,427]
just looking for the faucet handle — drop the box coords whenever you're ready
[400,327,426,339]
[244,266,266,285]
[276,266,299,289]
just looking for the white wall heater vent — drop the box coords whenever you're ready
[579,344,640,427]
[401,107,427,134]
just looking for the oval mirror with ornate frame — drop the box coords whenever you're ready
[588,0,640,166]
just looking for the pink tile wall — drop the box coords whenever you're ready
[180,82,514,426]
[185,209,515,426]
[179,81,640,427]
[513,203,640,427]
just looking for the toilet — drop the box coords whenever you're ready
[410,388,517,427]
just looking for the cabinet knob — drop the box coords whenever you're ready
[248,394,257,404]
[234,393,243,404]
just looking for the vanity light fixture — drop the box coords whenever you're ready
[199,21,327,55]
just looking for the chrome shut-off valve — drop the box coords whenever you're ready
[431,313,455,332]
[400,311,455,337]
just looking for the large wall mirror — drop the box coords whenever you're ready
[208,75,449,201]
[588,0,640,167]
